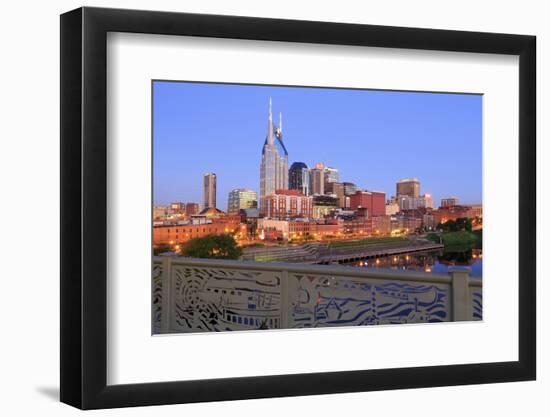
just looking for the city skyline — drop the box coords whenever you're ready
[153,81,482,210]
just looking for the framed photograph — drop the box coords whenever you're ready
[60,6,536,409]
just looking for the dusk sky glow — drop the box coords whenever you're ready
[153,81,482,210]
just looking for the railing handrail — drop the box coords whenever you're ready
[153,255,454,285]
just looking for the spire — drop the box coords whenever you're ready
[279,112,283,133]
[267,97,274,145]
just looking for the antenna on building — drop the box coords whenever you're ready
[279,112,283,133]
[269,97,272,121]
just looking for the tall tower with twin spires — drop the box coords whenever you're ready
[259,98,288,215]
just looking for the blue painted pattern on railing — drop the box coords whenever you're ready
[472,291,482,320]
[290,275,448,327]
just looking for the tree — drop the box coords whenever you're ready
[181,234,242,259]
[438,217,472,233]
[153,244,172,256]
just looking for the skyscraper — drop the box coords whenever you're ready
[289,162,310,196]
[310,162,325,195]
[396,178,420,198]
[227,188,258,214]
[260,98,288,215]
[203,172,217,209]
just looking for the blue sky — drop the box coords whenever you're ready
[153,81,482,210]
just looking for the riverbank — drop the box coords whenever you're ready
[427,230,482,248]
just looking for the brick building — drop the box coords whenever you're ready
[263,189,313,219]
[349,190,386,216]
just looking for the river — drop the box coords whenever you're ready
[349,248,482,278]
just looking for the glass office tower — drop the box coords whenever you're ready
[288,162,310,196]
[260,98,288,214]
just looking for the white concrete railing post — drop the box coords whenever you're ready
[279,269,290,329]
[449,267,470,321]
[160,255,174,333]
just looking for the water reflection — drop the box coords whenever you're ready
[350,248,482,278]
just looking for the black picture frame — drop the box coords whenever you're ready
[60,6,536,410]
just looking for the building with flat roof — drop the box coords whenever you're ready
[326,182,347,208]
[185,202,200,216]
[349,190,386,217]
[153,215,245,247]
[312,194,339,218]
[324,166,339,184]
[396,178,420,199]
[441,197,459,207]
[288,162,310,196]
[398,195,431,211]
[309,163,325,195]
[227,188,258,214]
[433,205,475,224]
[263,189,313,219]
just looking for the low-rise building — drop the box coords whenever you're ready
[312,195,339,219]
[257,218,343,241]
[385,201,400,215]
[440,197,459,207]
[371,215,392,235]
[185,202,200,216]
[153,205,168,220]
[153,216,245,247]
[422,214,436,229]
[433,205,475,224]
[341,218,371,236]
[153,207,246,247]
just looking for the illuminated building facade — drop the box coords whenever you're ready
[263,189,313,219]
[153,212,245,247]
[396,178,420,198]
[203,172,217,209]
[227,188,258,214]
[397,193,432,211]
[312,194,339,218]
[309,162,325,195]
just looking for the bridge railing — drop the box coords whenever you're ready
[152,256,482,334]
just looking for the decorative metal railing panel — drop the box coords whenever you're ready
[152,257,481,334]
[169,264,282,333]
[287,273,450,328]
[152,262,162,333]
[470,285,483,321]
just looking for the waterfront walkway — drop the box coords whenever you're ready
[241,238,443,265]
[316,241,444,264]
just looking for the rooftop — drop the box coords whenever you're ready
[274,189,306,196]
